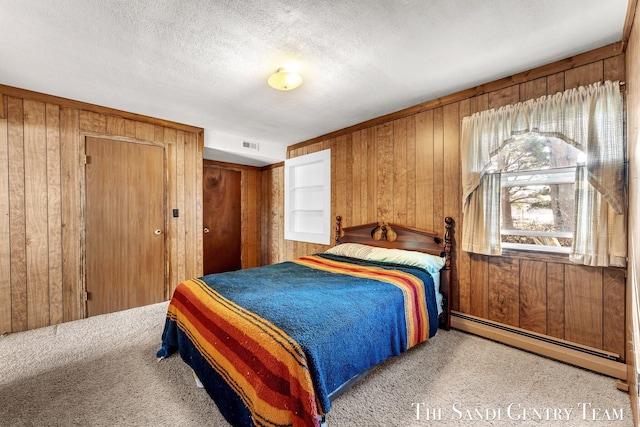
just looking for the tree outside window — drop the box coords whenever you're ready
[489,133,584,252]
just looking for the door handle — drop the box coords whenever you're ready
[154,229,162,235]
[203,227,210,234]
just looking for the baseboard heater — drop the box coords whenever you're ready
[450,311,627,380]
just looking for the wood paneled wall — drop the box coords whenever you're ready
[261,44,627,357]
[0,85,203,334]
[260,164,286,265]
[203,160,261,269]
[625,0,640,415]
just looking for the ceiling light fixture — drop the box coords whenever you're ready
[267,68,303,91]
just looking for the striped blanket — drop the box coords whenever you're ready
[158,254,437,427]
[292,256,430,348]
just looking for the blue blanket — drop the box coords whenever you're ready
[158,254,438,426]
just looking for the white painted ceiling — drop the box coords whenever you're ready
[0,1,629,166]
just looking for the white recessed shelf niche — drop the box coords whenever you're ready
[284,149,331,245]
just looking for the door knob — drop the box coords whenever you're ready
[154,229,162,235]
[203,227,210,234]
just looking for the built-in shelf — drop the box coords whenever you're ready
[284,149,331,245]
[291,185,324,191]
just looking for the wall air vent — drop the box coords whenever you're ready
[242,141,259,151]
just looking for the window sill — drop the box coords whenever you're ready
[502,242,570,254]
[500,246,572,264]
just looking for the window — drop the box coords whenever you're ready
[284,149,331,245]
[489,133,584,253]
[461,81,626,266]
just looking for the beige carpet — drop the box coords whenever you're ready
[0,301,633,426]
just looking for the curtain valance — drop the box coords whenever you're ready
[462,80,624,215]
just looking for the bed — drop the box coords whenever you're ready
[157,216,455,427]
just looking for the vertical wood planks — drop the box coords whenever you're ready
[376,123,393,221]
[351,131,362,226]
[406,116,416,228]
[488,85,519,110]
[443,103,460,310]
[546,263,565,339]
[106,115,125,136]
[565,265,603,349]
[325,138,336,254]
[366,128,377,223]
[135,122,155,141]
[565,62,604,90]
[175,131,186,283]
[8,97,27,332]
[604,54,625,82]
[273,165,283,262]
[194,133,204,277]
[519,260,547,334]
[432,108,444,229]
[79,111,106,133]
[547,72,565,95]
[359,130,370,224]
[456,99,471,314]
[165,128,178,297]
[519,77,547,102]
[154,125,164,144]
[442,103,460,222]
[335,135,347,228]
[469,254,488,318]
[60,107,81,322]
[603,268,625,356]
[259,168,268,264]
[124,119,136,139]
[46,104,63,326]
[344,133,354,226]
[259,168,270,265]
[488,256,520,327]
[0,94,10,334]
[415,111,433,230]
[183,132,198,279]
[275,166,286,262]
[392,118,407,225]
[24,100,50,329]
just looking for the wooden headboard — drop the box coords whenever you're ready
[335,216,455,330]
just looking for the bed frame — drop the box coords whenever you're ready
[334,216,455,330]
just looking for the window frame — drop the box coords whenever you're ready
[499,165,577,255]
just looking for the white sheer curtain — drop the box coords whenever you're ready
[461,173,501,255]
[461,81,626,266]
[571,166,627,267]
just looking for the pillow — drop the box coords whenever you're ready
[324,243,375,260]
[325,244,445,297]
[367,247,446,296]
[366,247,446,275]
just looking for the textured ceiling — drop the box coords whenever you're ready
[0,0,629,165]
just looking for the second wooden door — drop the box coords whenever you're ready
[203,165,241,275]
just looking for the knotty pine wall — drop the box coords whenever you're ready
[0,85,203,334]
[261,43,627,358]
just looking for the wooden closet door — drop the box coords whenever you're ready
[203,166,241,275]
[85,137,166,316]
